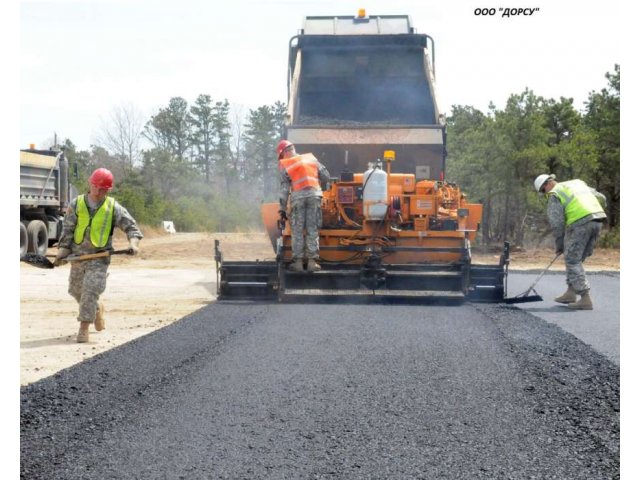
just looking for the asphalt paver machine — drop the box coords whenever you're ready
[215,11,510,302]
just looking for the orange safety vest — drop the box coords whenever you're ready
[278,155,298,171]
[285,155,320,191]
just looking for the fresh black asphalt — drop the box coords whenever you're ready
[21,299,619,479]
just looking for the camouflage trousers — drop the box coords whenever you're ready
[290,196,322,260]
[563,220,602,294]
[68,257,110,323]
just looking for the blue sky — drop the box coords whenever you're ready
[19,0,621,150]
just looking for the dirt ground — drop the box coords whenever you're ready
[19,229,619,386]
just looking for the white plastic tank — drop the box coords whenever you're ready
[363,163,388,220]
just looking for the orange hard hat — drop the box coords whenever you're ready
[89,168,114,189]
[276,140,293,159]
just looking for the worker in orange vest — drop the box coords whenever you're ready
[276,140,330,272]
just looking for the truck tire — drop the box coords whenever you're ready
[20,222,28,257]
[27,220,48,255]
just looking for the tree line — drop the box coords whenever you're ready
[62,96,287,232]
[59,65,619,247]
[446,65,619,248]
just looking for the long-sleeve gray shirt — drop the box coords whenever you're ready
[59,194,143,254]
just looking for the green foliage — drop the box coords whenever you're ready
[161,192,262,232]
[598,225,620,248]
[188,94,217,181]
[60,66,618,239]
[242,103,287,201]
[584,64,620,227]
[447,67,620,248]
[143,97,191,158]
[111,171,167,226]
[61,94,277,232]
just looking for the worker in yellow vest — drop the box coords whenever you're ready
[534,174,607,310]
[54,168,143,342]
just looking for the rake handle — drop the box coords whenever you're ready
[523,253,562,295]
[65,248,134,262]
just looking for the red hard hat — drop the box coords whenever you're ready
[89,168,114,189]
[276,140,293,159]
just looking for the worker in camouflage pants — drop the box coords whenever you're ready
[289,196,323,264]
[276,140,330,272]
[54,168,143,343]
[68,258,110,329]
[534,174,607,310]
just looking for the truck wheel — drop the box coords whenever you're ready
[20,222,28,257]
[27,220,48,255]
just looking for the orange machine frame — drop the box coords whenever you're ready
[262,168,482,265]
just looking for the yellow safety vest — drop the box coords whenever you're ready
[549,180,604,226]
[74,195,115,247]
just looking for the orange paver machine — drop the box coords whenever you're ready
[215,11,509,301]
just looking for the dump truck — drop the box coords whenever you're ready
[215,11,510,302]
[20,146,75,257]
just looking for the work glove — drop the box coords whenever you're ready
[555,238,564,256]
[128,237,140,255]
[53,247,71,267]
[278,210,288,222]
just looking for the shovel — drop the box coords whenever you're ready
[20,248,134,269]
[503,253,562,304]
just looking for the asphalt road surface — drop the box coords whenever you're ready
[507,271,620,365]
[21,292,620,479]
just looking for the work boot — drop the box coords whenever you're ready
[307,258,321,272]
[554,286,577,304]
[94,301,105,331]
[568,292,593,310]
[77,321,91,343]
[288,259,304,272]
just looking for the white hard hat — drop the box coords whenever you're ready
[534,174,555,192]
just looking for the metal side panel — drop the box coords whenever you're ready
[280,263,465,298]
[287,127,443,145]
[467,264,506,302]
[218,261,279,300]
[283,288,465,298]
